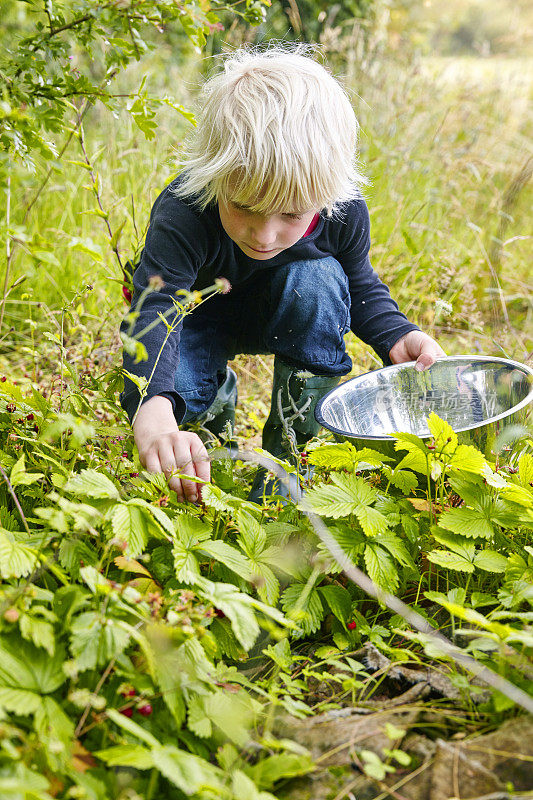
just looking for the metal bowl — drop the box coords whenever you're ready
[315,356,533,459]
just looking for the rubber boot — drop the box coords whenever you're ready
[193,366,238,445]
[248,357,340,503]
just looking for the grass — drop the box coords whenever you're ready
[1,45,531,424]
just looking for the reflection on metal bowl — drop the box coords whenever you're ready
[315,356,533,460]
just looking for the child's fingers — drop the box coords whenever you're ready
[190,437,211,486]
[170,443,201,503]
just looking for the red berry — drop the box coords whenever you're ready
[26,413,34,421]
[138,704,153,716]
[347,621,357,630]
[125,689,136,697]
[6,403,16,413]
[0,376,6,382]
[214,608,226,618]
[120,707,133,717]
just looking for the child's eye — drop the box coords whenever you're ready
[283,213,303,220]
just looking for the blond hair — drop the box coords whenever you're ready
[174,45,367,216]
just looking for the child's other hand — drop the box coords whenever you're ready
[389,331,446,372]
[132,395,210,503]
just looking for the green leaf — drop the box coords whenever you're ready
[246,752,315,789]
[64,469,120,499]
[448,445,487,474]
[19,614,55,656]
[106,707,159,748]
[0,529,38,578]
[427,412,457,452]
[473,550,508,573]
[318,585,352,626]
[303,472,380,522]
[518,453,533,488]
[364,543,399,591]
[70,612,130,671]
[152,745,222,795]
[308,442,389,471]
[95,744,154,769]
[0,634,66,697]
[196,580,260,650]
[10,454,44,486]
[382,465,418,493]
[236,510,266,558]
[200,539,252,581]
[187,695,212,738]
[427,549,475,572]
[110,503,149,557]
[375,531,416,570]
[354,503,389,536]
[281,584,324,637]
[248,559,280,605]
[438,507,494,539]
[203,690,259,747]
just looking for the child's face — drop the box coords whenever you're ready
[218,199,317,260]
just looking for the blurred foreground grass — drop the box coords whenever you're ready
[1,46,531,437]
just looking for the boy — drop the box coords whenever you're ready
[121,46,445,503]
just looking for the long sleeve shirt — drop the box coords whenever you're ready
[120,178,419,422]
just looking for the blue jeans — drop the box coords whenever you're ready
[175,257,353,423]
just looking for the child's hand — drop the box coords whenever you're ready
[389,331,446,371]
[132,395,210,503]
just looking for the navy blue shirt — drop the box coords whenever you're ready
[120,178,419,422]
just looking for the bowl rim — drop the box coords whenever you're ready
[315,355,533,441]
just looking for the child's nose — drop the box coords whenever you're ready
[250,217,278,246]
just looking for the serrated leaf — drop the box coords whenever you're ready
[110,503,149,557]
[19,614,55,656]
[318,585,352,626]
[197,581,260,650]
[70,612,130,671]
[200,539,252,580]
[246,752,315,789]
[0,530,38,578]
[427,412,457,452]
[354,503,389,536]
[439,507,494,539]
[383,466,418,493]
[187,695,212,738]
[473,550,508,573]
[152,744,222,794]
[95,744,153,769]
[518,453,533,488]
[308,442,389,471]
[0,634,66,696]
[10,454,44,487]
[427,549,475,572]
[364,543,399,591]
[281,584,324,637]
[106,708,159,747]
[248,560,280,605]
[64,469,120,499]
[448,445,486,474]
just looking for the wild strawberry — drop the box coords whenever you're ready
[347,620,357,630]
[26,413,34,421]
[0,376,6,382]
[138,704,153,716]
[122,688,136,698]
[6,403,16,413]
[4,607,20,623]
[120,707,133,717]
[214,608,226,618]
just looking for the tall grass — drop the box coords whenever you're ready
[1,42,531,411]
